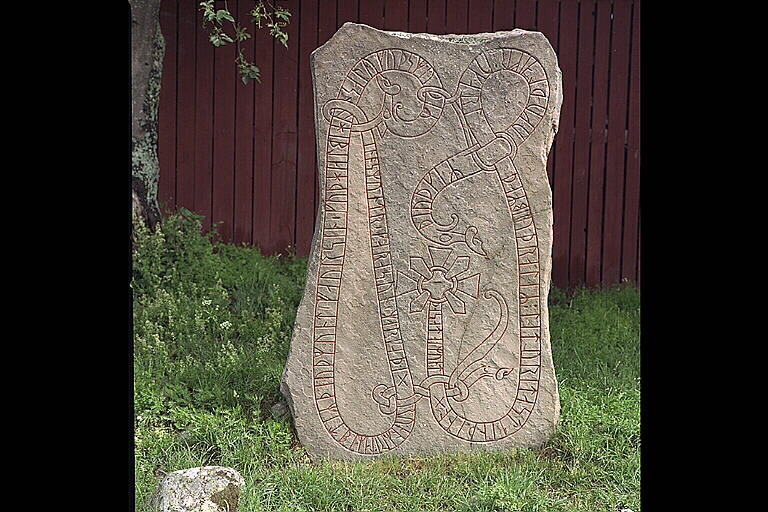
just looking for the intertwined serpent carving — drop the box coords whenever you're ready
[312,48,549,455]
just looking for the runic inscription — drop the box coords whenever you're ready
[281,23,563,460]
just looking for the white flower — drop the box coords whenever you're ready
[202,299,212,307]
[220,321,232,330]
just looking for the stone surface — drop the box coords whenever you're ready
[281,22,562,460]
[149,466,245,512]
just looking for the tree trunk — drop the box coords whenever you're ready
[130,0,165,230]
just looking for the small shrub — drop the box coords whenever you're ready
[132,210,308,507]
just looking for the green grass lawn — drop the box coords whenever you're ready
[133,210,640,512]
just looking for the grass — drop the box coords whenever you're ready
[133,210,640,512]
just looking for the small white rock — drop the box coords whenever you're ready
[149,466,245,512]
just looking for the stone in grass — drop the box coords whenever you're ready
[282,22,562,461]
[148,466,245,512]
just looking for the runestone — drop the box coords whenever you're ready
[281,23,562,460]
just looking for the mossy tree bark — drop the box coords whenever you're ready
[131,0,165,230]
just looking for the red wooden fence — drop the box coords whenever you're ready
[157,0,640,289]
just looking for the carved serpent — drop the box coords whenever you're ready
[312,47,549,453]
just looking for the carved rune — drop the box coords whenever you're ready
[305,41,552,455]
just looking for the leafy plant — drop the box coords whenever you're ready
[199,0,291,85]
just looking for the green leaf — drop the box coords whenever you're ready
[275,9,291,22]
[240,65,260,85]
[250,5,266,28]
[199,0,214,16]
[235,25,251,42]
[216,9,235,23]
[200,1,215,23]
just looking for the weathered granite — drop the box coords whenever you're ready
[148,466,245,512]
[281,22,562,460]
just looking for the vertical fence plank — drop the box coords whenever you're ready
[211,2,237,243]
[622,0,640,285]
[296,0,319,256]
[468,0,493,33]
[252,24,275,252]
[318,0,338,44]
[269,0,300,254]
[568,0,596,287]
[601,0,632,286]
[552,0,577,287]
[537,0,559,187]
[338,0,359,25]
[385,0,408,31]
[516,0,537,30]
[234,0,255,246]
[536,0,556,36]
[445,0,469,34]
[193,4,214,233]
[585,0,612,287]
[158,0,177,214]
[409,0,428,32]
[492,0,513,31]
[636,215,640,287]
[427,0,446,34]
[361,0,385,29]
[174,0,196,213]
